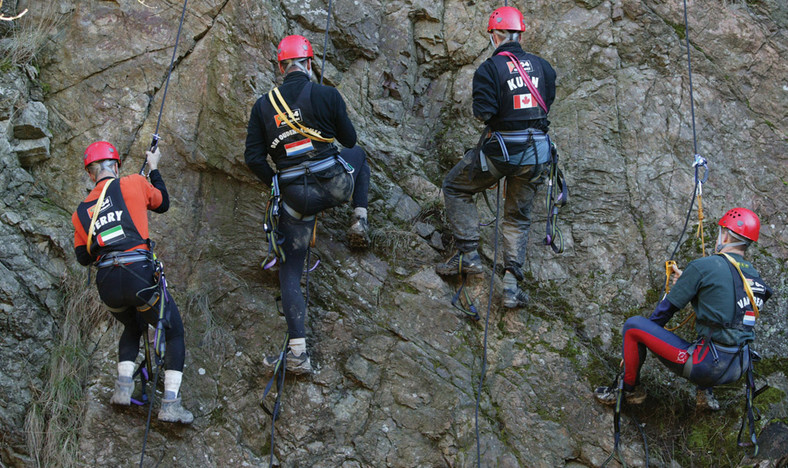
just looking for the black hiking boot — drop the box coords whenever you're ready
[593,385,647,406]
[436,250,483,276]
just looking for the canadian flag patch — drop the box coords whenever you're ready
[513,94,536,109]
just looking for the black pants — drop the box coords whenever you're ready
[96,259,185,372]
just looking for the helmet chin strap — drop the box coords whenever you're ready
[714,227,747,253]
[285,60,312,79]
[297,60,312,79]
[490,34,497,50]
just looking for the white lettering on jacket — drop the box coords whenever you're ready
[94,210,123,230]
[506,76,539,92]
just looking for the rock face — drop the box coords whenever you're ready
[0,68,70,467]
[1,0,787,466]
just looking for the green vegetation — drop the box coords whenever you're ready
[756,356,788,376]
[666,20,687,40]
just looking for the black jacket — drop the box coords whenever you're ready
[244,72,356,186]
[472,41,556,133]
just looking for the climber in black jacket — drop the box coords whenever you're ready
[436,6,557,310]
[244,35,372,374]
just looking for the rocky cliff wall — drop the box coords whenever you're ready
[1,0,787,466]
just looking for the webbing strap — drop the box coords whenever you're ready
[720,253,760,319]
[544,144,567,253]
[450,271,480,321]
[261,333,289,468]
[268,87,335,143]
[86,179,114,256]
[737,356,759,456]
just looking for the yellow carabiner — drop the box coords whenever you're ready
[664,260,677,294]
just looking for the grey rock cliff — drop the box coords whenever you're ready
[1,0,786,466]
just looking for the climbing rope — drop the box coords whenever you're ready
[660,0,711,327]
[137,259,169,468]
[600,371,650,468]
[319,0,334,85]
[474,185,501,467]
[259,1,335,457]
[605,0,708,463]
[139,0,189,176]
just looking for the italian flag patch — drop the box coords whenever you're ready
[743,310,756,327]
[97,225,125,246]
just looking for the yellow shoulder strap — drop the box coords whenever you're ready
[86,179,114,256]
[721,253,760,318]
[267,87,335,143]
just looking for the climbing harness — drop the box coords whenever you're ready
[139,0,189,176]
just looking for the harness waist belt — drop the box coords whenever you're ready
[96,250,152,268]
[488,128,549,165]
[279,156,339,181]
[714,342,745,354]
[492,128,547,143]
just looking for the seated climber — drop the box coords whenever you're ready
[594,208,772,410]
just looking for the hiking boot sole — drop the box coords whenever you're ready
[158,412,194,424]
[348,232,370,249]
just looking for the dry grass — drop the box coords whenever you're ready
[1,1,63,66]
[188,290,234,359]
[24,270,106,468]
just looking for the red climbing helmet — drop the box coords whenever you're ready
[277,35,314,62]
[487,6,526,32]
[718,207,760,242]
[83,141,121,169]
